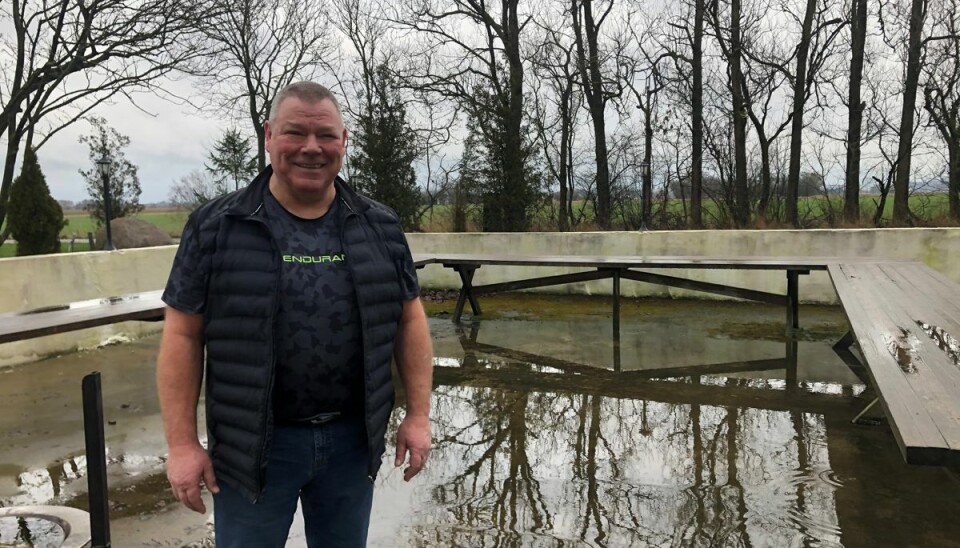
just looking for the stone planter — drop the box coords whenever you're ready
[0,505,91,548]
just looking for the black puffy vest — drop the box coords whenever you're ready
[190,168,407,502]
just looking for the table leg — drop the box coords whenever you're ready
[453,266,481,323]
[613,269,621,372]
[786,270,799,333]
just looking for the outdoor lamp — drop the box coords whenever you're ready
[639,160,650,231]
[95,154,115,251]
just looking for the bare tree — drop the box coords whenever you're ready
[191,0,336,170]
[707,0,751,227]
[660,0,707,228]
[531,14,582,231]
[738,20,793,223]
[891,0,928,225]
[621,38,666,229]
[923,0,960,220]
[691,0,706,228]
[396,0,536,231]
[784,0,821,227]
[570,0,625,229]
[0,0,204,243]
[845,0,869,223]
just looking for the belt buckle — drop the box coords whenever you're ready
[305,412,340,425]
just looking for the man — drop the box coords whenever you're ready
[157,81,433,547]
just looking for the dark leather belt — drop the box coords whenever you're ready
[280,412,341,426]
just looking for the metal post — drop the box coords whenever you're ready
[82,372,111,547]
[786,270,799,333]
[612,269,621,372]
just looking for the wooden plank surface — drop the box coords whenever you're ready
[828,262,960,465]
[417,252,858,270]
[0,290,165,344]
[866,264,960,462]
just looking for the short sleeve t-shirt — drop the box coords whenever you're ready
[263,190,365,421]
[161,183,422,423]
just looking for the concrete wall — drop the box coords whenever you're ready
[0,246,177,367]
[1,228,957,366]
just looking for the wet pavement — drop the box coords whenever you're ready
[1,294,960,547]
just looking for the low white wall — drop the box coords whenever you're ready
[1,228,956,367]
[0,246,177,367]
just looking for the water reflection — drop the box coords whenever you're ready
[0,516,64,547]
[422,379,845,546]
[2,304,960,547]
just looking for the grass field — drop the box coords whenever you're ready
[420,192,958,231]
[60,208,189,239]
[0,240,91,258]
[51,192,957,240]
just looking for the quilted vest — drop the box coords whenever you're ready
[190,167,406,502]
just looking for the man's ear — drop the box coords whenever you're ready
[264,120,273,152]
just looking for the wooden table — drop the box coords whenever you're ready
[413,253,848,331]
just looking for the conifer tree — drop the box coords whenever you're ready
[8,148,65,256]
[350,65,421,229]
[78,117,144,226]
[206,129,257,192]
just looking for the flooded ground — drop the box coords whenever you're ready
[1,294,959,547]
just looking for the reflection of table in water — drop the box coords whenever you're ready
[419,253,960,467]
[444,321,858,416]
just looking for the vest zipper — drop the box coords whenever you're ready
[339,198,375,482]
[248,204,280,502]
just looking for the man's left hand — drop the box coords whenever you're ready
[394,414,431,481]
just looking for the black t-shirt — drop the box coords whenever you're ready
[162,184,421,423]
[264,191,366,419]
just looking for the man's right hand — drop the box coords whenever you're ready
[166,443,219,514]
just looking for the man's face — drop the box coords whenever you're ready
[264,96,347,201]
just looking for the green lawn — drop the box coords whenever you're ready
[47,193,956,239]
[60,209,190,239]
[0,240,91,258]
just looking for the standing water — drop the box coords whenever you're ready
[0,294,958,547]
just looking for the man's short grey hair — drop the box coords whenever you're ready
[268,82,342,122]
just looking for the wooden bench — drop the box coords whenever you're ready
[0,290,165,344]
[829,261,960,466]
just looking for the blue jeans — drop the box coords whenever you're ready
[213,416,374,548]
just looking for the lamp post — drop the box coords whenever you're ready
[639,160,650,231]
[95,155,115,251]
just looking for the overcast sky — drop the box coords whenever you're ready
[32,83,226,205]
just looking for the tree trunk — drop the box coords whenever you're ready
[950,143,960,220]
[252,85,266,171]
[844,0,868,224]
[730,0,750,227]
[893,0,928,225]
[0,117,19,246]
[503,1,527,231]
[642,89,654,229]
[691,0,705,229]
[745,103,773,221]
[574,0,612,230]
[757,142,773,222]
[786,0,818,227]
[558,87,572,232]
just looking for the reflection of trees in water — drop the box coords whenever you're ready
[426,388,553,547]
[411,373,843,547]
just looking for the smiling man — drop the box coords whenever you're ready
[157,82,433,547]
